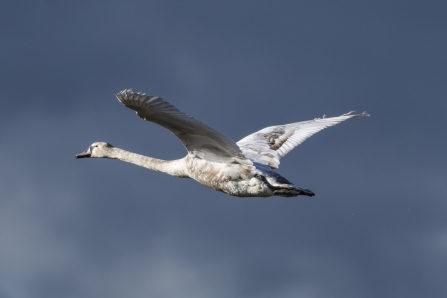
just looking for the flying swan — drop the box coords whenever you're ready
[76,89,368,197]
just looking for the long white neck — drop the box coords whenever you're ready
[107,147,190,178]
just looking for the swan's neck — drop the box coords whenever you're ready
[108,148,189,178]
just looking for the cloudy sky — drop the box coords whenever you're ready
[1,1,446,297]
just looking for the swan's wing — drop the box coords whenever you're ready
[236,112,369,169]
[115,89,251,165]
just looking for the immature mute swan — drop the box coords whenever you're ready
[76,89,368,197]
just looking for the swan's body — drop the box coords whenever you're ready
[76,89,368,197]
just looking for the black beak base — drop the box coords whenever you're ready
[76,151,91,159]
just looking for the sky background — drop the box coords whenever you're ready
[1,1,446,297]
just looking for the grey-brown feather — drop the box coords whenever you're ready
[115,89,251,165]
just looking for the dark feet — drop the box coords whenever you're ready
[300,189,315,197]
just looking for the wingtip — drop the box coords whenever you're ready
[357,111,370,118]
[345,111,370,118]
[113,91,121,102]
[114,89,134,104]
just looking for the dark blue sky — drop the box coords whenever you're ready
[1,1,446,297]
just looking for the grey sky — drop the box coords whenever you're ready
[1,1,446,297]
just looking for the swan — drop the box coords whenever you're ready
[76,89,368,197]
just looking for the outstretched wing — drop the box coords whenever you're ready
[236,112,369,169]
[115,89,251,165]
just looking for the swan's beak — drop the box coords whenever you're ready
[76,150,91,158]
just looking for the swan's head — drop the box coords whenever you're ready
[76,142,115,159]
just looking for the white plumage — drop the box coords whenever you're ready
[76,89,369,197]
[237,111,368,169]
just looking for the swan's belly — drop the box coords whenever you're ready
[221,180,273,197]
[185,156,273,197]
